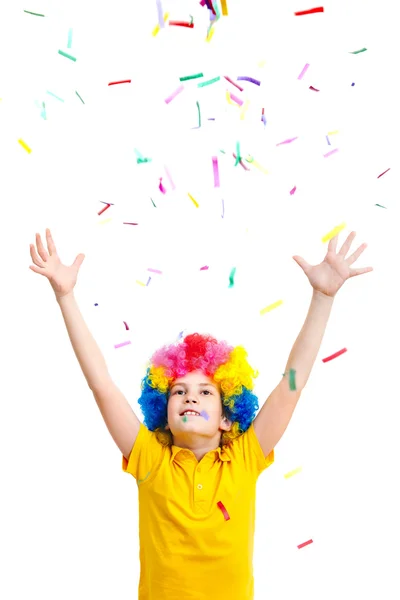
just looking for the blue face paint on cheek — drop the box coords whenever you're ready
[200,410,210,420]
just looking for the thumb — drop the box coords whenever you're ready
[292,255,310,272]
[73,253,85,270]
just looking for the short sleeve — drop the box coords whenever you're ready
[122,423,164,482]
[229,421,274,477]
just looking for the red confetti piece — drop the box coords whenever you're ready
[232,153,250,170]
[377,168,390,179]
[295,7,324,16]
[98,203,111,216]
[108,80,131,86]
[123,321,129,330]
[122,222,139,225]
[169,20,194,28]
[297,539,313,549]
[224,76,244,92]
[322,347,347,363]
[217,501,230,521]
[309,85,320,91]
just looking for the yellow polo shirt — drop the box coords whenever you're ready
[122,422,274,600]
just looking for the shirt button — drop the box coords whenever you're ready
[197,484,203,490]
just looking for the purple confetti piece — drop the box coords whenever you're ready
[148,268,162,274]
[323,148,339,158]
[237,76,261,86]
[156,0,164,28]
[200,410,210,420]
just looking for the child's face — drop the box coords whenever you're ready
[165,370,232,447]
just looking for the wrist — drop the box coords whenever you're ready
[312,289,335,303]
[56,291,75,304]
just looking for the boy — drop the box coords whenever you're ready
[29,228,372,599]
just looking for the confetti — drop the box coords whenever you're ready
[198,76,220,87]
[138,471,151,485]
[180,73,204,81]
[58,49,76,64]
[322,348,347,363]
[146,277,152,286]
[212,156,220,187]
[377,168,390,178]
[234,141,241,166]
[220,0,228,15]
[276,137,298,146]
[237,76,261,86]
[18,139,32,153]
[169,20,194,28]
[183,415,188,423]
[229,92,244,106]
[136,280,147,286]
[240,99,250,120]
[23,10,45,16]
[289,369,297,391]
[152,12,169,36]
[217,501,230,521]
[321,223,346,243]
[221,198,225,217]
[47,91,64,102]
[323,148,339,158]
[245,155,268,174]
[228,267,236,287]
[200,266,209,270]
[224,76,244,92]
[164,165,176,189]
[156,0,165,28]
[260,300,283,315]
[290,186,297,195]
[309,86,320,91]
[206,24,215,41]
[98,203,111,216]
[297,63,310,80]
[188,193,199,207]
[350,48,367,54]
[294,7,324,16]
[67,28,73,48]
[108,80,131,86]
[232,153,250,170]
[297,539,313,549]
[159,178,167,194]
[123,321,130,330]
[196,100,201,127]
[326,135,331,145]
[147,268,162,274]
[114,340,132,349]
[165,85,184,104]
[75,90,85,104]
[200,410,210,420]
[284,466,302,479]
[328,130,339,135]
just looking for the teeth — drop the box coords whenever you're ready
[182,411,199,416]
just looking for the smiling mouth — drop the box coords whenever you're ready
[180,411,200,416]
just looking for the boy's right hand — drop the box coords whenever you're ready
[29,229,85,300]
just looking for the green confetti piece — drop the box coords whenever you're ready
[350,48,367,54]
[234,141,241,166]
[67,28,73,48]
[289,369,297,391]
[375,204,387,209]
[150,198,156,207]
[196,101,201,127]
[58,49,77,62]
[183,415,188,423]
[212,0,221,19]
[24,10,45,16]
[41,101,46,120]
[219,149,226,154]
[228,267,236,288]
[189,15,194,25]
[198,76,220,88]
[47,91,64,102]
[180,73,204,81]
[75,90,85,104]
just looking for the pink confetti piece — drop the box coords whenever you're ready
[212,156,220,187]
[123,321,130,330]
[290,186,297,195]
[147,268,162,274]
[297,63,310,80]
[297,539,313,549]
[159,178,167,193]
[229,92,244,106]
[276,137,298,146]
[200,265,209,270]
[165,85,184,104]
[223,75,244,91]
[114,340,132,349]
[377,168,390,178]
[217,501,230,521]
[323,148,339,158]
[164,165,176,189]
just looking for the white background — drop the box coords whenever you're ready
[1,1,399,598]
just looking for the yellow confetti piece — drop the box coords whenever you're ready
[221,0,228,15]
[18,139,31,153]
[284,467,302,479]
[321,222,346,243]
[98,218,112,226]
[328,130,339,135]
[136,280,147,287]
[152,12,169,36]
[257,59,266,67]
[188,193,199,208]
[206,26,215,42]
[260,299,283,315]
[246,155,268,174]
[240,99,250,120]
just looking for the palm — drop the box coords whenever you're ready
[293,231,373,297]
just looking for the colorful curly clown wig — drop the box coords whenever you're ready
[138,333,260,448]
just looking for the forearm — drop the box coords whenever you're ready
[57,292,111,390]
[284,290,334,390]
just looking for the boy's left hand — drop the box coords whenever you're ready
[292,231,373,298]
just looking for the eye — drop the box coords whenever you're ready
[175,390,185,395]
[202,390,211,395]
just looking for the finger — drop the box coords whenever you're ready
[327,234,338,253]
[293,255,311,273]
[30,243,45,267]
[46,228,57,256]
[349,266,373,277]
[346,243,368,266]
[338,231,356,257]
[35,233,49,262]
